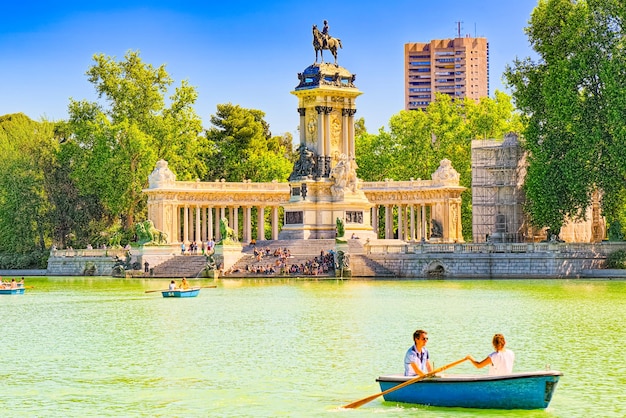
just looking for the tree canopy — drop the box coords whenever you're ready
[356,92,522,239]
[505,0,626,234]
[67,51,208,228]
[0,114,56,255]
[205,103,293,182]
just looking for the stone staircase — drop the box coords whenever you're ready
[150,255,207,278]
[146,239,375,278]
[224,239,338,278]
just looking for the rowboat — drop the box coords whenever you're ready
[376,370,562,409]
[0,287,25,295]
[161,287,200,298]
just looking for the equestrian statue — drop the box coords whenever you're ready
[312,20,342,65]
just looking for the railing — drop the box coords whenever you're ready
[364,241,626,256]
[50,248,129,258]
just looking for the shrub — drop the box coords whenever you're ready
[606,250,626,269]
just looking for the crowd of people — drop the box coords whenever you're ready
[222,247,337,276]
[180,239,216,256]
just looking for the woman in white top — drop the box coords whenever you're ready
[467,333,515,375]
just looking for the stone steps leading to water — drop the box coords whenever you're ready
[150,255,207,278]
[146,239,368,278]
[225,239,338,277]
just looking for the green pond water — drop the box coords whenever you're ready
[0,277,624,417]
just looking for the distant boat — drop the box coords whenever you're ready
[0,287,25,295]
[161,287,200,298]
[376,370,562,409]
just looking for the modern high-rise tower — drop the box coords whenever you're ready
[404,37,489,111]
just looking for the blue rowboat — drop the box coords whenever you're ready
[376,370,562,409]
[161,287,200,298]
[0,287,25,295]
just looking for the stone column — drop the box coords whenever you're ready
[341,108,349,156]
[195,205,201,244]
[315,106,324,156]
[271,206,279,240]
[184,205,190,243]
[243,206,252,244]
[397,205,404,241]
[404,205,410,241]
[344,108,357,157]
[410,205,416,242]
[233,206,239,239]
[228,206,234,231]
[298,108,306,147]
[207,207,214,241]
[257,206,265,241]
[421,204,427,241]
[174,205,181,243]
[323,107,332,177]
[456,202,463,242]
[201,207,207,241]
[372,205,379,237]
[385,205,393,239]
[214,207,222,240]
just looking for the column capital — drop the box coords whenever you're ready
[315,105,333,114]
[342,108,357,117]
[297,107,306,116]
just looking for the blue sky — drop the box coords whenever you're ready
[1,1,539,137]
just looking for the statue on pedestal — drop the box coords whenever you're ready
[312,21,342,65]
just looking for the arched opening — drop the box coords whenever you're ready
[425,261,445,278]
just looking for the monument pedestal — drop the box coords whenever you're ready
[214,243,243,271]
[279,179,375,240]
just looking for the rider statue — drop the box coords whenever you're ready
[322,20,330,48]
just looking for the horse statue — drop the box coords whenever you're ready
[219,217,238,244]
[135,220,168,245]
[312,24,342,65]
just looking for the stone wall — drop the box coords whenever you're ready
[353,241,625,278]
[45,241,626,279]
[46,247,177,276]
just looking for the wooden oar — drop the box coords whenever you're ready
[201,285,217,288]
[342,356,469,409]
[144,289,169,293]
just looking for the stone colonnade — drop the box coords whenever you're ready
[362,179,465,242]
[144,179,290,245]
[144,160,465,244]
[174,204,283,244]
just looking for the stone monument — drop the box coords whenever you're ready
[279,27,374,240]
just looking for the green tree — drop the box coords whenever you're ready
[356,92,522,239]
[68,51,207,229]
[206,103,292,182]
[0,114,56,254]
[504,0,626,234]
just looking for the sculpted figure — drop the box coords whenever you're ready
[431,219,443,238]
[336,250,350,270]
[312,22,342,65]
[431,158,460,186]
[148,159,176,188]
[289,145,318,180]
[205,254,217,271]
[219,217,237,243]
[336,217,345,239]
[330,154,357,197]
[135,220,168,245]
